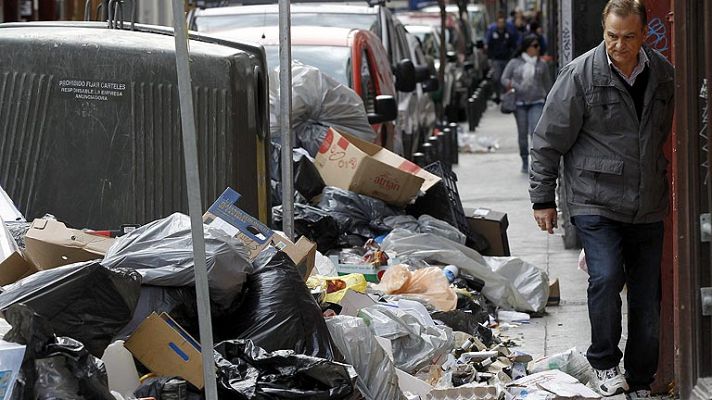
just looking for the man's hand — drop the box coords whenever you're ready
[533,208,557,234]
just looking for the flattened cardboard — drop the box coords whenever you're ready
[396,368,433,398]
[508,370,601,400]
[23,218,114,271]
[272,233,317,280]
[203,187,274,261]
[125,312,204,389]
[314,128,440,206]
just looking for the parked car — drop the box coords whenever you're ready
[404,24,458,123]
[211,25,398,149]
[420,4,490,83]
[421,4,490,44]
[398,11,473,121]
[405,31,437,158]
[189,3,430,156]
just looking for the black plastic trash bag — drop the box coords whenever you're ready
[273,204,339,253]
[269,62,377,157]
[213,252,341,361]
[271,144,326,202]
[214,339,358,400]
[101,213,253,309]
[115,285,199,339]
[134,376,203,400]
[317,187,402,238]
[5,305,114,400]
[0,262,141,357]
[431,310,495,347]
[294,156,326,201]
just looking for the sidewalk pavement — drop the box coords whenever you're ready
[453,102,629,361]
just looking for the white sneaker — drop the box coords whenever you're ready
[591,366,629,396]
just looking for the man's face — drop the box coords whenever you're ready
[497,18,505,29]
[603,12,646,67]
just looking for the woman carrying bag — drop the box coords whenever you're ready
[501,34,553,173]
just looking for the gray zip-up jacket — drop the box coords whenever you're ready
[501,56,553,105]
[529,42,674,223]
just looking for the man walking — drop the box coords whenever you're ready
[529,1,674,398]
[486,12,518,103]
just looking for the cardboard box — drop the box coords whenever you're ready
[329,255,386,283]
[548,278,561,306]
[24,218,115,270]
[0,252,37,286]
[125,312,204,389]
[272,233,317,280]
[464,207,510,256]
[314,128,440,206]
[0,218,114,285]
[203,187,274,261]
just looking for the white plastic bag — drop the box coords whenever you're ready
[0,222,18,263]
[326,316,406,400]
[0,184,23,223]
[382,229,548,312]
[528,348,592,384]
[578,249,588,274]
[358,304,453,374]
[485,256,550,313]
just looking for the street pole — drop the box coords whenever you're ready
[438,0,447,95]
[279,0,294,240]
[171,2,218,398]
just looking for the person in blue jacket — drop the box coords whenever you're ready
[486,12,518,102]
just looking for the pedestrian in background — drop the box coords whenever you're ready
[529,0,674,398]
[527,21,548,55]
[501,34,552,173]
[486,12,518,103]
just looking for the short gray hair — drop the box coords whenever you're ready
[602,0,647,29]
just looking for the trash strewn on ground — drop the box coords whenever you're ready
[0,121,581,400]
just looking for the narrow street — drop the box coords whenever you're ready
[455,103,629,360]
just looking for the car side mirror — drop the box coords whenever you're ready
[446,51,458,63]
[414,65,430,83]
[394,59,417,92]
[367,95,398,124]
[422,76,440,93]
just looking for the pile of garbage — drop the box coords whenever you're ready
[0,127,595,399]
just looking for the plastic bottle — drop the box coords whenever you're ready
[101,340,140,397]
[443,265,459,282]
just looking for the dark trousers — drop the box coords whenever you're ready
[572,215,663,390]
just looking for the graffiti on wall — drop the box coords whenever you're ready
[646,17,669,56]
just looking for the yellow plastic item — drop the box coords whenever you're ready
[306,273,368,304]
